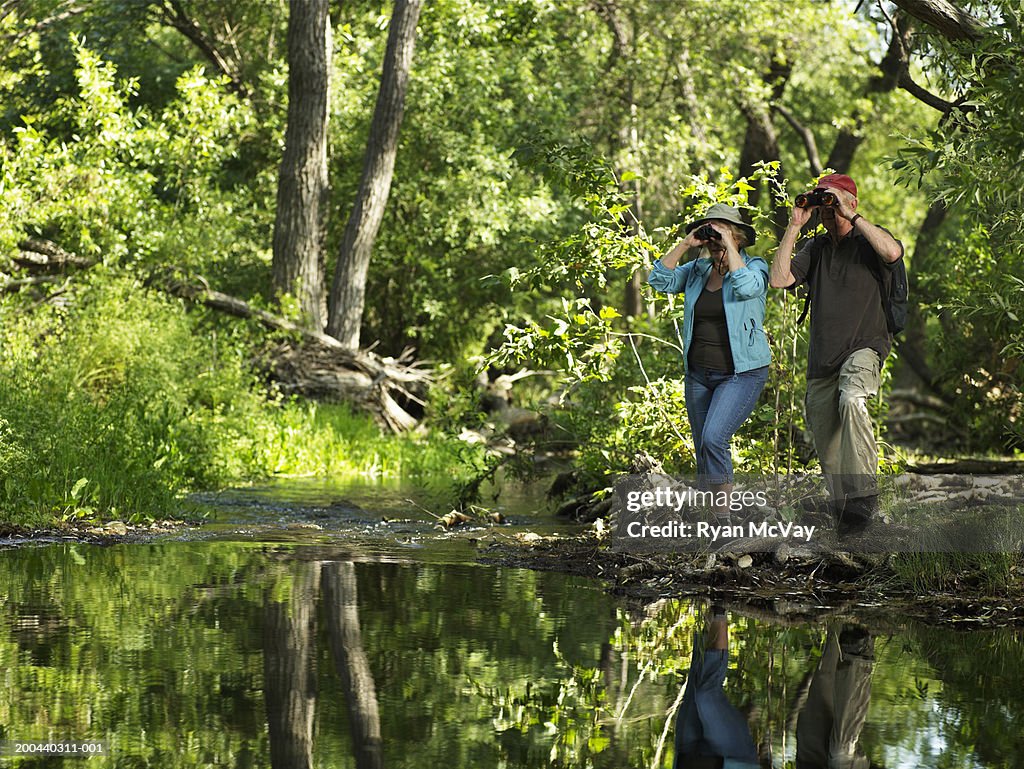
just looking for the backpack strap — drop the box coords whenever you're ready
[864,250,905,331]
[796,237,822,325]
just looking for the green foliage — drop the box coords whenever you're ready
[0,0,1021,524]
[0,37,272,292]
[0,275,267,520]
[888,550,1024,594]
[487,155,826,485]
[0,274,489,524]
[888,2,1024,450]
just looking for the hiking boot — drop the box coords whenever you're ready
[838,625,875,661]
[838,495,879,536]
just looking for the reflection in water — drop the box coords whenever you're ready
[263,560,385,769]
[673,607,759,768]
[795,626,874,769]
[263,560,320,769]
[323,561,384,769]
[0,541,1020,768]
[673,611,876,769]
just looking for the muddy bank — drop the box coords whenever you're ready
[0,519,189,546]
[479,529,1024,628]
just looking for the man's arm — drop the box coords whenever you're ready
[770,205,813,288]
[851,215,904,263]
[829,187,903,264]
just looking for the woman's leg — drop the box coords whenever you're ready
[699,367,769,518]
[684,366,715,481]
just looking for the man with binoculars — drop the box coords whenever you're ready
[769,174,904,533]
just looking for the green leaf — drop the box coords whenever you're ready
[71,477,89,501]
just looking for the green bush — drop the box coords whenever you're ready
[0,275,491,525]
[0,276,264,521]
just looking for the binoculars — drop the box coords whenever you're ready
[795,190,838,208]
[694,223,721,241]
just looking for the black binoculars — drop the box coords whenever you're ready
[795,190,838,208]
[694,223,721,241]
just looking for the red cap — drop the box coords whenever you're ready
[816,173,857,197]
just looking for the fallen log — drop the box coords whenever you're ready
[1,274,64,294]
[156,273,432,433]
[13,238,95,272]
[2,243,433,431]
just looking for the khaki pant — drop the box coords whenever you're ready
[795,629,874,769]
[805,349,880,505]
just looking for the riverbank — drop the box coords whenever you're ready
[481,527,1024,628]
[0,518,190,546]
[4,472,1022,630]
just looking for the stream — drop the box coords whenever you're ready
[0,478,1021,767]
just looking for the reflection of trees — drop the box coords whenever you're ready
[263,561,321,769]
[262,558,386,769]
[904,627,1024,769]
[323,561,384,769]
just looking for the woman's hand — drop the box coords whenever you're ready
[707,223,744,274]
[680,230,705,250]
[662,229,705,268]
[708,223,737,251]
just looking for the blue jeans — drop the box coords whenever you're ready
[673,636,760,768]
[685,365,769,485]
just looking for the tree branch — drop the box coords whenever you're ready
[876,1,959,114]
[1,1,87,54]
[771,103,823,176]
[898,69,958,113]
[158,0,248,94]
[889,0,984,42]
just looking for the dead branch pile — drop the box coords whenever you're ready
[156,273,433,433]
[1,239,431,432]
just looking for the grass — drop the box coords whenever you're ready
[886,550,1023,595]
[0,279,492,528]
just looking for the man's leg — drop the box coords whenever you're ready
[805,373,842,510]
[830,626,874,768]
[836,349,881,518]
[796,630,839,769]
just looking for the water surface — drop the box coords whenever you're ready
[0,480,1021,767]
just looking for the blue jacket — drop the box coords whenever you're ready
[648,252,772,373]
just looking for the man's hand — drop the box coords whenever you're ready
[826,186,858,221]
[771,199,812,288]
[789,203,813,230]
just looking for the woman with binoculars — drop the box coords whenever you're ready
[648,204,771,525]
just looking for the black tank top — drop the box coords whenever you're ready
[688,287,734,373]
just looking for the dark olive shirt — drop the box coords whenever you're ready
[688,286,735,373]
[789,229,904,379]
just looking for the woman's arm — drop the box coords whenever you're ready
[648,231,702,294]
[730,257,769,300]
[648,257,695,294]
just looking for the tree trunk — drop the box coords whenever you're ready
[590,1,645,319]
[739,60,790,239]
[323,562,384,769]
[897,199,947,392]
[272,0,331,330]
[739,101,786,238]
[890,0,983,41]
[327,0,423,349]
[263,562,321,769]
